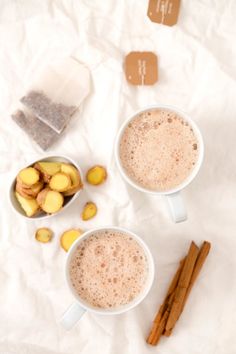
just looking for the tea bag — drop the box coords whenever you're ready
[20,57,90,133]
[12,109,59,150]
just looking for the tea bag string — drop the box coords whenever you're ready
[73,15,156,73]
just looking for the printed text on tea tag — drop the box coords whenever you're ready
[147,0,181,26]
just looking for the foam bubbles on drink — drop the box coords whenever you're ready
[119,109,199,191]
[69,230,148,309]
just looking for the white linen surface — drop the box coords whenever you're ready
[1,1,236,354]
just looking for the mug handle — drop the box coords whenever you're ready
[60,302,86,330]
[166,192,187,223]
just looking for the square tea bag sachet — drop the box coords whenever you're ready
[20,57,90,133]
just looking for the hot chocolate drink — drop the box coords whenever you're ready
[69,230,148,309]
[119,109,199,191]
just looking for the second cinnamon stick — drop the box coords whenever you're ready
[165,241,199,332]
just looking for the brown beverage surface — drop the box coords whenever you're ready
[119,109,199,191]
[69,230,148,309]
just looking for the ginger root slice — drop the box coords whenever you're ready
[49,172,71,192]
[36,188,50,207]
[18,167,40,186]
[60,163,81,186]
[42,190,64,214]
[61,163,82,196]
[37,188,64,214]
[28,181,44,197]
[81,202,97,221]
[15,182,33,199]
[35,228,53,243]
[60,229,83,252]
[86,165,107,185]
[63,183,82,196]
[16,180,44,199]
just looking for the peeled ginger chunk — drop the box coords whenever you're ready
[60,229,83,252]
[36,162,61,176]
[15,191,39,217]
[86,165,107,185]
[35,228,53,243]
[49,172,71,192]
[81,202,97,221]
[37,188,64,214]
[18,167,40,186]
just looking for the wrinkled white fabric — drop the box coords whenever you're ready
[0,1,236,354]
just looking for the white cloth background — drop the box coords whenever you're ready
[0,1,236,353]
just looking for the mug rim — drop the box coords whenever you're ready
[115,104,204,196]
[8,154,83,220]
[65,226,155,315]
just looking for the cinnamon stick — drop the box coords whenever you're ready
[150,310,169,345]
[146,322,159,345]
[149,289,177,344]
[179,241,211,316]
[165,241,199,332]
[165,258,186,297]
[154,258,185,323]
[146,240,211,346]
[146,258,185,344]
[163,328,172,337]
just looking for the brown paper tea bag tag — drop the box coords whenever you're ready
[125,52,158,86]
[147,0,181,26]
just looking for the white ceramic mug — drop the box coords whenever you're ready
[60,226,155,330]
[115,105,204,223]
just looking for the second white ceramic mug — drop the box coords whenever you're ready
[115,105,204,223]
[60,226,155,330]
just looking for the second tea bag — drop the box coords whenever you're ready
[12,109,60,150]
[21,57,90,133]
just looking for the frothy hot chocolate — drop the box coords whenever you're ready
[69,230,148,309]
[119,109,199,191]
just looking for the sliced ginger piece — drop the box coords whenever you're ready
[49,172,71,192]
[86,165,107,185]
[36,188,50,207]
[61,163,81,186]
[81,201,97,221]
[60,229,83,252]
[41,190,64,214]
[15,191,39,217]
[29,181,44,197]
[15,182,33,199]
[63,183,81,196]
[16,180,44,199]
[37,188,64,214]
[61,163,82,196]
[18,167,40,186]
[35,228,53,243]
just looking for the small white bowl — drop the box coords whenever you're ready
[9,155,83,220]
